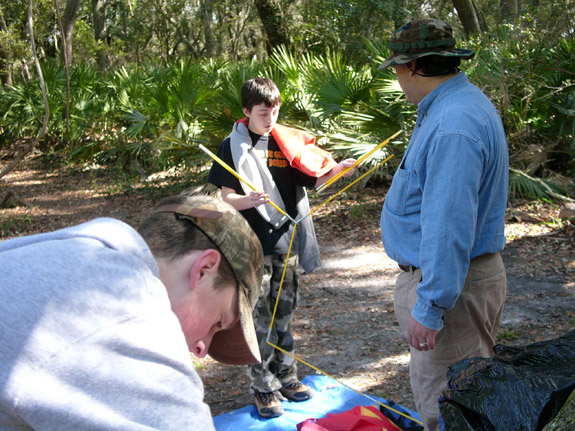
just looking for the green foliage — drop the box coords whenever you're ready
[1,18,574,201]
[271,45,404,182]
[497,330,518,342]
[464,22,575,201]
[469,23,575,147]
[546,39,575,152]
[298,0,403,61]
[509,168,573,202]
[0,79,45,144]
[104,59,220,169]
[201,59,268,146]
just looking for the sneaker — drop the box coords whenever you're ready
[254,391,284,418]
[279,381,315,402]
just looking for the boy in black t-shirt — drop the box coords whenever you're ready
[207,77,355,418]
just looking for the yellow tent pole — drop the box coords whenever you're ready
[203,140,416,425]
[266,341,423,425]
[268,223,297,332]
[199,144,297,224]
[298,154,394,224]
[316,129,403,193]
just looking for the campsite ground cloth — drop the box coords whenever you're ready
[213,375,420,431]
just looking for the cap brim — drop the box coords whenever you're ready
[378,48,475,70]
[378,53,401,70]
[207,284,261,365]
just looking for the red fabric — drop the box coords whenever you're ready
[297,405,402,431]
[237,119,336,177]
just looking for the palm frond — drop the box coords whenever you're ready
[509,167,574,202]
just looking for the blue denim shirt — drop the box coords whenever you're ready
[380,73,508,331]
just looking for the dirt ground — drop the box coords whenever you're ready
[1,155,574,417]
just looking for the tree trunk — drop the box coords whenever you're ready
[62,0,81,66]
[499,0,519,22]
[92,0,109,69]
[452,0,482,37]
[55,0,71,141]
[473,0,489,33]
[0,9,13,85]
[253,0,291,54]
[200,0,216,57]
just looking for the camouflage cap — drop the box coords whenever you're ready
[378,18,475,70]
[152,195,263,365]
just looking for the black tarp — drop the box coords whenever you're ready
[439,329,575,431]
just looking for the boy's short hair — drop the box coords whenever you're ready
[241,77,282,112]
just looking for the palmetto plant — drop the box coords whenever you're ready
[0,59,110,150]
[509,167,572,202]
[200,59,266,148]
[544,38,575,153]
[469,24,575,202]
[271,45,405,184]
[102,59,221,169]
[1,26,572,200]
[0,80,45,145]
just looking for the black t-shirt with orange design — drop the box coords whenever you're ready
[207,130,316,255]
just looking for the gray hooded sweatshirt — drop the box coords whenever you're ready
[0,218,215,431]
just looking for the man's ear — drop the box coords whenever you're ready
[242,107,251,117]
[189,249,221,291]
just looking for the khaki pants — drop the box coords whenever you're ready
[394,253,506,431]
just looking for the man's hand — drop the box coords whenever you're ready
[407,315,438,351]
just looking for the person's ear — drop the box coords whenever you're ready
[242,107,251,117]
[189,249,221,291]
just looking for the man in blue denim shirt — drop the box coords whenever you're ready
[379,19,509,431]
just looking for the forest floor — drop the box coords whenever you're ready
[1,154,574,417]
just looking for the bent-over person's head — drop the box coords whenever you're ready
[138,194,264,366]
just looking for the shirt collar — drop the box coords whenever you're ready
[417,72,469,115]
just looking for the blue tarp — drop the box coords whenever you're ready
[213,375,420,431]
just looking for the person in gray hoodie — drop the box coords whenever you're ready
[0,194,263,431]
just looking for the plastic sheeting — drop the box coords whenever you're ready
[213,375,420,431]
[439,329,575,431]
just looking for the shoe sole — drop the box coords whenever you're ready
[258,410,283,419]
[279,390,315,402]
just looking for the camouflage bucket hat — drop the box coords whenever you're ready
[152,195,263,365]
[378,18,475,70]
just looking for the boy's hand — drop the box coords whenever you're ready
[315,158,359,189]
[338,158,358,177]
[248,191,269,208]
[221,186,268,211]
